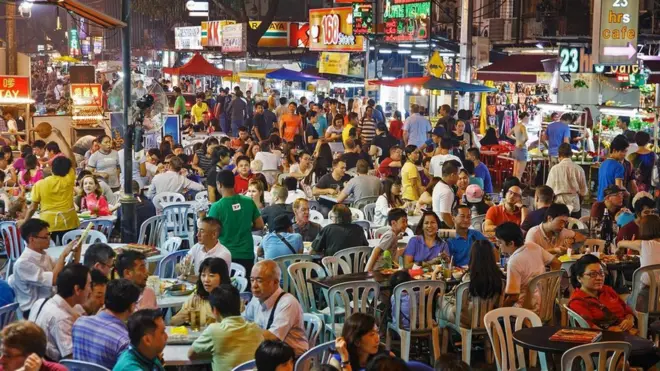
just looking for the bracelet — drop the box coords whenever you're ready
[341,360,350,366]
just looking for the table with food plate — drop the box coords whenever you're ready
[163,326,211,366]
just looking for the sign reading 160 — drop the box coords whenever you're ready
[560,47,580,73]
[322,14,340,45]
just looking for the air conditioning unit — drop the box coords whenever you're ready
[485,18,515,42]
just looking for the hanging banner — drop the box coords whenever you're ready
[319,52,350,75]
[383,0,430,42]
[175,26,203,50]
[203,21,309,48]
[222,23,247,53]
[592,0,639,65]
[81,38,91,57]
[0,76,30,101]
[309,7,365,52]
[69,29,80,56]
[70,83,102,107]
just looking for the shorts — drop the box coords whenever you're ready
[512,147,528,161]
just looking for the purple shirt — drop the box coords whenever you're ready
[12,157,25,173]
[72,311,130,369]
[404,235,449,263]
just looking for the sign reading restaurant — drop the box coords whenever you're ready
[309,7,365,52]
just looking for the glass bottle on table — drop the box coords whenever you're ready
[600,209,614,254]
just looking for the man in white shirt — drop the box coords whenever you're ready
[432,161,459,228]
[546,143,588,218]
[430,138,462,177]
[243,260,309,357]
[255,141,281,171]
[133,80,148,98]
[30,263,91,361]
[525,203,586,255]
[186,217,232,273]
[145,156,204,210]
[9,218,80,318]
[495,222,561,312]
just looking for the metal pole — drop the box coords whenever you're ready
[459,0,473,109]
[6,2,17,75]
[120,0,137,243]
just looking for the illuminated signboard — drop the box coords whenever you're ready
[202,21,309,48]
[309,7,365,52]
[383,0,430,42]
[0,76,30,101]
[352,4,373,35]
[70,83,102,107]
[175,26,203,50]
[592,0,639,65]
[222,23,247,53]
[559,46,581,73]
[69,29,80,56]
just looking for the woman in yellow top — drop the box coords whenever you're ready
[22,128,79,243]
[171,257,231,326]
[279,102,302,142]
[401,145,424,201]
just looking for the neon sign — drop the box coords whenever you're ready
[383,1,430,42]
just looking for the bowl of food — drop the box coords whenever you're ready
[165,283,195,296]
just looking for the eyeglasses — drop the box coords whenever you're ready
[34,233,51,240]
[583,271,605,278]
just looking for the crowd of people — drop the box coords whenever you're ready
[2,83,660,370]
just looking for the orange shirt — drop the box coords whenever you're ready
[280,114,302,142]
[486,204,522,226]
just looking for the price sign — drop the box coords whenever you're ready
[559,46,581,73]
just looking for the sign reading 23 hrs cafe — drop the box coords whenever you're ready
[309,7,365,52]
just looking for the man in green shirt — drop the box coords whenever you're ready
[207,169,264,284]
[189,284,264,370]
[113,309,167,371]
[173,87,187,117]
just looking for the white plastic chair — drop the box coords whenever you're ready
[309,210,324,223]
[525,270,562,325]
[327,281,380,336]
[630,263,660,338]
[471,214,486,232]
[230,262,246,278]
[483,307,548,371]
[294,341,334,371]
[363,203,376,222]
[288,262,332,322]
[59,360,111,371]
[153,192,185,213]
[583,239,606,254]
[333,246,372,274]
[303,313,324,348]
[374,226,390,239]
[233,276,248,292]
[439,281,503,364]
[195,191,209,204]
[321,256,352,276]
[349,207,365,221]
[563,304,590,328]
[567,217,588,231]
[253,235,263,262]
[137,215,167,247]
[61,229,107,245]
[161,237,182,254]
[386,280,444,361]
[162,203,196,248]
[561,341,631,371]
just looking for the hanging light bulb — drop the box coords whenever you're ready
[56,8,62,30]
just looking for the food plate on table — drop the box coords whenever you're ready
[118,244,160,257]
[166,326,202,345]
[165,282,195,296]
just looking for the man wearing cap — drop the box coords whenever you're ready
[447,205,490,266]
[546,143,588,219]
[403,104,432,148]
[484,185,529,234]
[370,124,398,163]
[463,184,492,215]
[597,135,629,202]
[259,214,304,260]
[590,184,630,229]
[420,126,446,157]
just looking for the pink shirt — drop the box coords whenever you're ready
[136,287,157,310]
[18,169,44,188]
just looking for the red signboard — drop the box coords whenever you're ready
[70,83,102,107]
[0,76,30,101]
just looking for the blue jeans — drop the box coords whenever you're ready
[231,119,243,137]
[219,113,228,134]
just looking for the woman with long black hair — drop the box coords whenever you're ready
[330,313,391,371]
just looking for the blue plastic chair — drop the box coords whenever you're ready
[61,229,107,245]
[163,203,196,248]
[0,302,18,328]
[59,360,110,371]
[137,215,167,247]
[232,359,256,371]
[0,222,23,280]
[294,341,334,371]
[156,249,189,279]
[80,219,115,237]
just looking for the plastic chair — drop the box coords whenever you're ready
[471,214,486,232]
[156,249,189,279]
[363,203,376,222]
[0,222,23,279]
[373,226,390,239]
[137,215,167,247]
[309,210,324,224]
[327,281,380,336]
[183,144,195,156]
[0,302,18,329]
[233,276,248,292]
[59,360,111,371]
[352,196,379,210]
[561,341,631,371]
[80,219,115,237]
[231,359,255,371]
[439,281,502,365]
[294,341,334,371]
[163,203,196,248]
[525,270,562,324]
[333,246,372,274]
[583,239,606,253]
[349,207,365,221]
[322,256,352,276]
[567,217,588,230]
[308,199,321,211]
[253,235,263,262]
[195,191,209,204]
[153,192,185,213]
[353,220,372,239]
[483,307,548,371]
[62,229,107,245]
[288,262,332,321]
[563,304,590,328]
[386,280,444,362]
[630,263,660,338]
[303,313,324,348]
[273,254,314,294]
[161,237,182,254]
[231,262,246,278]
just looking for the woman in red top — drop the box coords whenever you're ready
[233,155,253,194]
[76,175,111,216]
[389,110,404,140]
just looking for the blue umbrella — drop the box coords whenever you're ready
[423,78,497,93]
[266,68,326,82]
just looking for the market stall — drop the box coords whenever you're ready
[0,75,33,148]
[162,53,233,91]
[263,68,327,102]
